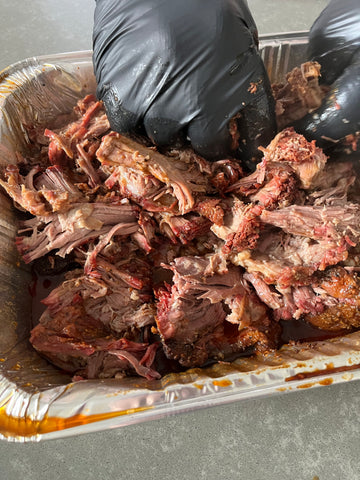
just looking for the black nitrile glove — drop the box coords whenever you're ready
[92,0,276,164]
[293,0,360,152]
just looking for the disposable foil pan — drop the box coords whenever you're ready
[1,33,360,442]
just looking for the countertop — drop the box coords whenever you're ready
[1,1,360,479]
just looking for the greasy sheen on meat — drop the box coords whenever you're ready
[3,88,360,382]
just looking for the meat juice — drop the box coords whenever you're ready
[0,403,153,438]
[280,318,346,344]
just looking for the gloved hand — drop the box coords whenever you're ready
[293,0,360,152]
[92,0,276,165]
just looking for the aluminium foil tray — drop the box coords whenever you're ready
[1,33,360,442]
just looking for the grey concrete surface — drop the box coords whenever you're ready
[2,1,360,480]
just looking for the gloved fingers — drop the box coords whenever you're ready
[92,0,276,166]
[143,94,190,147]
[293,58,360,149]
[185,58,276,163]
[187,116,233,161]
[234,97,277,169]
[143,116,187,148]
[100,84,143,135]
[186,93,277,165]
[308,0,360,84]
[186,74,276,163]
[233,0,259,46]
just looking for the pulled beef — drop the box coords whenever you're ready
[96,132,211,215]
[260,204,360,246]
[211,198,263,254]
[243,272,327,321]
[155,255,277,367]
[273,61,326,130]
[258,127,327,189]
[0,164,84,216]
[307,161,356,206]
[247,163,300,209]
[30,304,160,380]
[155,212,211,245]
[231,230,350,320]
[194,198,224,225]
[42,254,155,335]
[97,133,243,215]
[227,159,302,209]
[227,128,327,200]
[30,246,159,380]
[44,94,110,168]
[16,202,140,263]
[4,90,360,382]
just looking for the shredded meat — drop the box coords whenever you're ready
[3,88,360,382]
[273,61,327,129]
[16,202,141,264]
[97,132,211,215]
[258,127,327,189]
[30,304,160,380]
[42,254,155,335]
[155,255,276,366]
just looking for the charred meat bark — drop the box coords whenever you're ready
[30,304,160,380]
[155,255,278,367]
[305,267,360,332]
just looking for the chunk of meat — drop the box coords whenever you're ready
[211,198,263,254]
[41,255,155,335]
[260,204,360,245]
[155,212,211,245]
[231,231,349,288]
[304,268,360,331]
[16,202,140,263]
[97,133,211,214]
[195,198,224,225]
[227,161,302,209]
[155,255,276,366]
[30,304,160,380]
[273,61,326,129]
[45,94,109,166]
[259,127,327,189]
[1,164,86,217]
